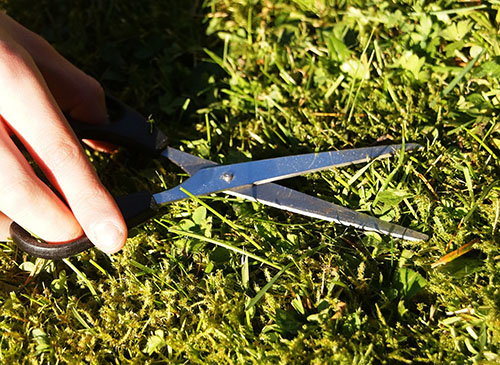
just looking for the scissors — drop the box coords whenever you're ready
[10,96,429,259]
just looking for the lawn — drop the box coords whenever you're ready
[1,0,500,363]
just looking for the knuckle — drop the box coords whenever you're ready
[76,75,105,103]
[72,185,108,211]
[87,76,105,97]
[43,140,84,172]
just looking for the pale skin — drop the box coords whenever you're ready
[0,12,127,254]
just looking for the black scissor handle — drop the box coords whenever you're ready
[10,95,168,259]
[69,95,168,154]
[11,191,158,259]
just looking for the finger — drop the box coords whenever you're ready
[0,123,83,242]
[0,13,116,154]
[0,12,107,124]
[0,39,127,254]
[82,139,118,154]
[0,13,118,159]
[0,211,13,242]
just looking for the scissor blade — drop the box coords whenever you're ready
[155,143,420,204]
[227,184,429,241]
[161,147,217,175]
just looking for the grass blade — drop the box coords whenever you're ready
[63,259,101,304]
[169,228,283,270]
[442,49,484,97]
[245,262,293,311]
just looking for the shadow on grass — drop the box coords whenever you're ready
[3,0,221,141]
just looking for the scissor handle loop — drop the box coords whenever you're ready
[11,191,159,259]
[11,223,94,259]
[9,93,166,259]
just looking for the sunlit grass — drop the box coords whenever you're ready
[0,0,499,362]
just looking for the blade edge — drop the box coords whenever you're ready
[225,183,428,242]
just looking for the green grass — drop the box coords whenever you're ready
[1,0,500,363]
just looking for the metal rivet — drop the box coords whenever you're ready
[221,172,234,182]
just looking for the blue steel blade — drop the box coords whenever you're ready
[154,143,420,204]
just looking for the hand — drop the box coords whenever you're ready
[0,12,127,254]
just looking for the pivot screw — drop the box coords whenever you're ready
[221,172,234,182]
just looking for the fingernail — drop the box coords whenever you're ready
[90,221,125,254]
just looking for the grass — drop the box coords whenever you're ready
[1,0,500,363]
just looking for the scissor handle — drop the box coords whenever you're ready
[69,95,168,154]
[11,191,158,259]
[10,95,168,259]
